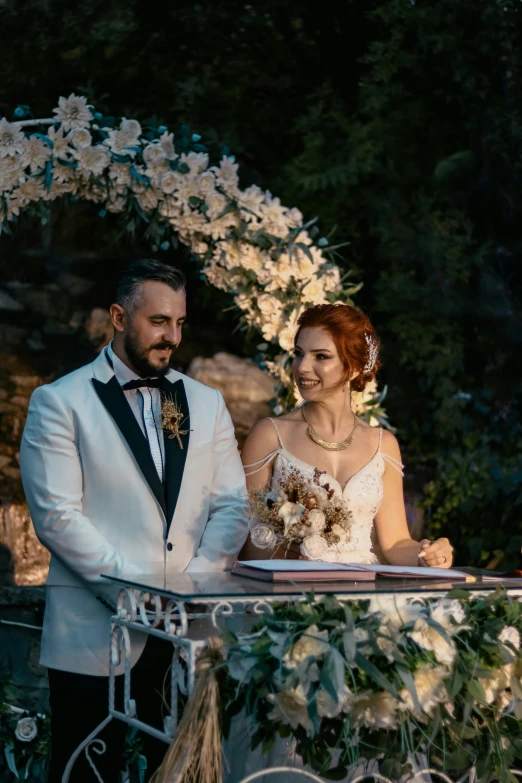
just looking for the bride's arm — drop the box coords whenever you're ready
[240,418,280,489]
[374,430,453,567]
[238,418,280,560]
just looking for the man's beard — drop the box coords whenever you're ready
[124,329,175,378]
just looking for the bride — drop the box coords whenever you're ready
[240,302,453,568]
[224,303,453,782]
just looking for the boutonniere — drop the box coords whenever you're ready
[159,393,191,449]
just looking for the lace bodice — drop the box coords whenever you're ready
[244,418,404,564]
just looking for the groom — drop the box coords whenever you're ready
[20,259,249,782]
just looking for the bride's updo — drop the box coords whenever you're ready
[294,303,381,392]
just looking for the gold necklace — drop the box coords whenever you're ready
[302,405,357,451]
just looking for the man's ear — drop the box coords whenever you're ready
[110,303,126,333]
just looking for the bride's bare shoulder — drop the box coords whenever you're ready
[241,417,280,465]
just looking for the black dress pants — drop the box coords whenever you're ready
[47,635,174,783]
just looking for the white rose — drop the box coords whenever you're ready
[283,625,330,669]
[250,524,277,550]
[69,128,92,148]
[399,666,448,719]
[307,509,326,534]
[300,534,329,560]
[15,716,38,742]
[278,326,296,351]
[143,142,166,167]
[160,171,177,194]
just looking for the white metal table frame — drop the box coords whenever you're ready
[61,579,522,783]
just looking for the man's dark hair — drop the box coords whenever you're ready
[115,259,186,314]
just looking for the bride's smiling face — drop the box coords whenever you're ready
[292,327,347,399]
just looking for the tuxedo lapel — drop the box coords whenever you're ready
[91,375,167,517]
[161,377,190,534]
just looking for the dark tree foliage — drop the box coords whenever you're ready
[0,0,520,566]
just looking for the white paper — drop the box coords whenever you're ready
[239,560,468,579]
[239,560,363,572]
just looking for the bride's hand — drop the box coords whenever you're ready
[418,538,453,568]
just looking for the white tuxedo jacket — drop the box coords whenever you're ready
[20,349,249,675]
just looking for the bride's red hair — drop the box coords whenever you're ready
[294,304,380,392]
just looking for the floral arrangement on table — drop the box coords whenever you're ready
[0,95,386,420]
[0,681,50,782]
[217,589,522,782]
[249,466,356,561]
[157,588,522,783]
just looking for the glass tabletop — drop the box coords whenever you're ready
[103,569,522,601]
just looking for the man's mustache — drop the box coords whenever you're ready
[150,342,176,351]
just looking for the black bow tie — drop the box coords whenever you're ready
[121,378,162,391]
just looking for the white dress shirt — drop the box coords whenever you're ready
[106,342,165,479]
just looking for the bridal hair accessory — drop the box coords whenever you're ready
[302,404,357,451]
[363,333,378,373]
[159,394,191,449]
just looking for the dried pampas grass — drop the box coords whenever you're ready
[150,636,224,783]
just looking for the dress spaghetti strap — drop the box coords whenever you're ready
[378,428,405,476]
[243,418,283,476]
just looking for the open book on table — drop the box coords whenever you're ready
[233,560,474,583]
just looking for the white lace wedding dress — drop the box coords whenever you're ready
[223,419,404,782]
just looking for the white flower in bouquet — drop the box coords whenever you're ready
[74,145,110,177]
[259,195,294,238]
[21,136,52,173]
[106,119,142,155]
[48,126,72,159]
[430,598,467,630]
[14,716,38,743]
[257,293,284,319]
[480,663,513,705]
[11,180,46,207]
[143,142,166,168]
[300,534,330,560]
[69,128,92,149]
[180,151,209,176]
[214,156,239,192]
[159,171,178,195]
[317,684,352,719]
[196,170,216,196]
[301,276,328,305]
[266,684,311,731]
[0,154,23,189]
[204,261,231,292]
[241,245,270,274]
[207,214,240,242]
[307,509,326,534]
[321,264,342,293]
[283,625,330,669]
[137,189,159,213]
[498,625,520,662]
[408,616,457,666]
[278,501,306,535]
[399,666,448,720]
[237,184,264,219]
[105,194,127,213]
[0,118,25,157]
[351,690,398,730]
[109,162,132,187]
[159,130,176,160]
[205,191,228,220]
[53,94,93,131]
[250,524,278,550]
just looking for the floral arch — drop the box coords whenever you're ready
[0,94,386,421]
